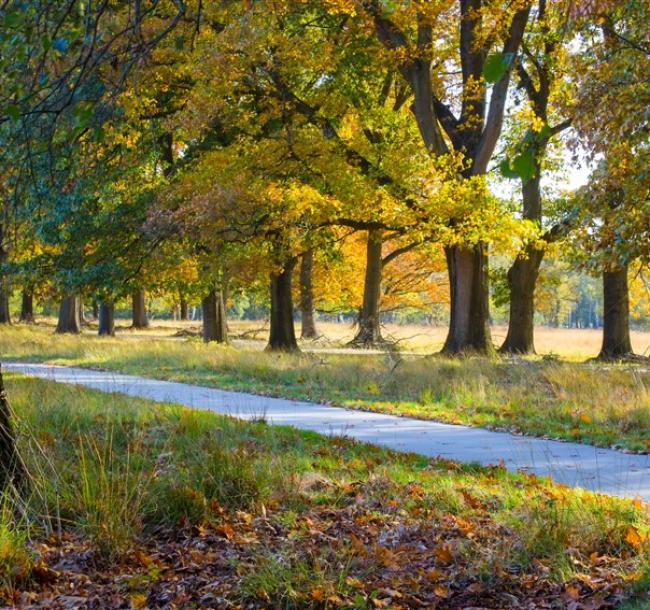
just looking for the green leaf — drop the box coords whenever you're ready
[4,104,20,122]
[483,52,514,83]
[500,149,537,181]
[512,150,536,181]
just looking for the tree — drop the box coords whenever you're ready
[499,0,573,353]
[338,0,532,353]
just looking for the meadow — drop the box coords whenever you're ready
[1,323,649,452]
[1,373,648,608]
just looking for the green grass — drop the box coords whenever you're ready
[1,373,648,607]
[1,325,649,451]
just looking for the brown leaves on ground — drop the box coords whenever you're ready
[8,479,640,610]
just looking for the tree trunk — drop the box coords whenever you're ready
[179,293,189,321]
[299,249,317,339]
[131,289,149,328]
[19,290,34,323]
[0,288,10,325]
[0,365,23,490]
[501,173,545,354]
[98,301,115,336]
[0,246,9,325]
[350,229,384,347]
[500,248,544,354]
[92,300,99,320]
[202,289,228,343]
[267,258,298,351]
[598,265,633,360]
[55,296,81,333]
[442,243,493,354]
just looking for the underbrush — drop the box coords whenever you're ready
[1,325,649,451]
[0,374,647,607]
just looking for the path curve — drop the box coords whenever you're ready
[4,362,649,501]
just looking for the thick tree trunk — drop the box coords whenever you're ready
[299,249,318,339]
[0,365,23,490]
[179,293,189,321]
[19,290,34,323]
[442,243,493,354]
[267,258,298,351]
[598,266,633,360]
[55,296,81,334]
[131,289,149,328]
[500,248,544,354]
[202,290,228,343]
[350,229,384,347]
[98,301,115,336]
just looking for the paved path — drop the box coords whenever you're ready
[4,362,649,501]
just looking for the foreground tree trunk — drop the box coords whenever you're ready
[98,302,115,336]
[0,365,23,490]
[19,290,34,323]
[501,174,545,354]
[299,249,318,339]
[598,265,634,360]
[131,289,149,328]
[202,290,228,343]
[56,296,81,333]
[267,258,298,351]
[442,243,493,354]
[350,229,384,347]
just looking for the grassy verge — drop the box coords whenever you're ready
[1,326,649,452]
[1,373,649,608]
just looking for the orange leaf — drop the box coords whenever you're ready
[310,587,325,601]
[433,585,449,597]
[565,585,580,600]
[625,526,646,548]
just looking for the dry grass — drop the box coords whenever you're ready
[31,316,650,359]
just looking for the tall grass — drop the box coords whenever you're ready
[0,373,647,606]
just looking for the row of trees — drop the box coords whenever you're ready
[0,0,648,489]
[2,0,647,358]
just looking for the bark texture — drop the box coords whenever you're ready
[501,174,544,354]
[0,290,10,325]
[267,259,298,351]
[202,290,228,343]
[56,296,81,334]
[20,290,34,323]
[0,365,23,490]
[442,244,492,354]
[598,266,633,360]
[179,294,189,321]
[98,301,115,336]
[299,249,318,339]
[131,289,149,328]
[350,229,384,347]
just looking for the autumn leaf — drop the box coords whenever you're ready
[565,585,580,600]
[129,593,148,609]
[625,526,647,548]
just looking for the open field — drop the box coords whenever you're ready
[29,317,650,359]
[1,374,648,608]
[1,325,649,452]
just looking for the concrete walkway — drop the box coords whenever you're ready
[4,362,649,502]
